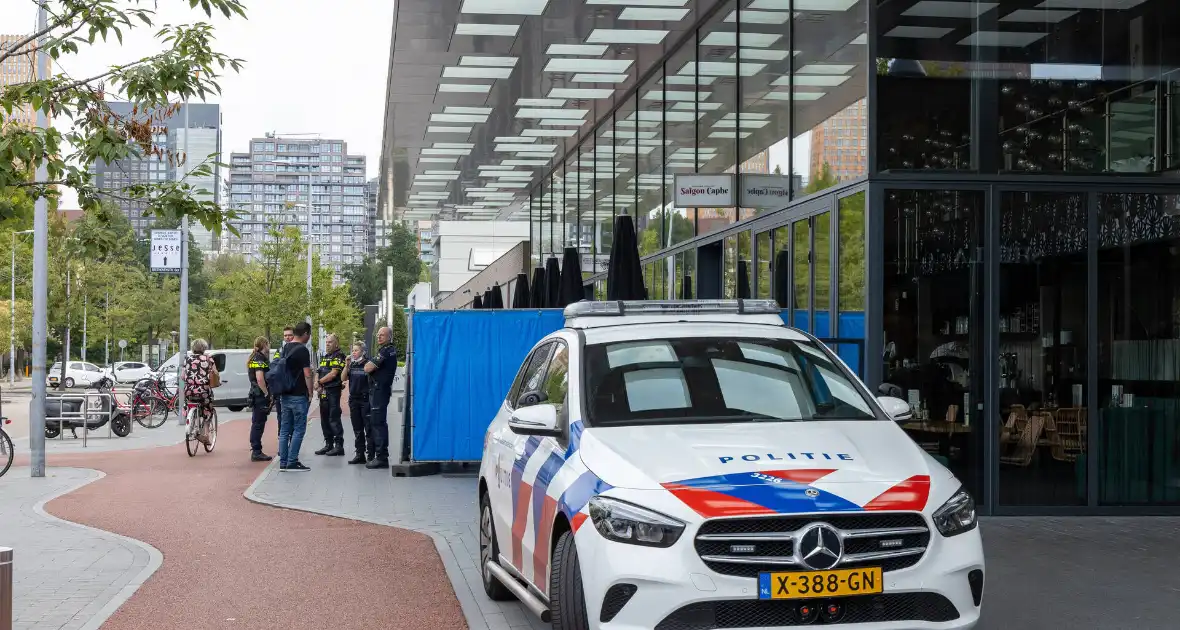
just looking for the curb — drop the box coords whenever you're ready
[242,460,490,630]
[30,467,165,630]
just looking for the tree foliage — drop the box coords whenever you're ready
[344,220,422,309]
[0,0,247,234]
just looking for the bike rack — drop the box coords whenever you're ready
[45,390,130,447]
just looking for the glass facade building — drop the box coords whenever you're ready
[520,0,1180,514]
[380,0,1180,514]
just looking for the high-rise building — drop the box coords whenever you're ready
[223,136,372,283]
[88,102,222,252]
[366,177,379,254]
[417,220,435,265]
[809,99,867,183]
[0,34,53,127]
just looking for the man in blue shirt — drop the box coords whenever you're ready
[363,326,398,469]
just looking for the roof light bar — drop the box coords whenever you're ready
[563,299,781,319]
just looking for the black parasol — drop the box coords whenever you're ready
[558,247,584,307]
[773,250,790,308]
[511,273,530,308]
[737,259,751,299]
[681,274,693,300]
[607,214,646,300]
[544,256,561,308]
[471,293,484,309]
[483,289,493,310]
[530,267,546,308]
[490,284,505,309]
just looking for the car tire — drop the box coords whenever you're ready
[111,414,131,438]
[45,424,61,439]
[63,377,74,389]
[479,491,516,601]
[228,405,243,412]
[549,529,590,630]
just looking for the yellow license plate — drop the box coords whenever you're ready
[759,567,883,600]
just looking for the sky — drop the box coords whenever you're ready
[2,0,395,207]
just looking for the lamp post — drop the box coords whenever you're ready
[11,229,32,385]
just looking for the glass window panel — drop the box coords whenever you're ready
[637,67,667,257]
[814,212,831,337]
[1098,192,1180,506]
[795,0,868,192]
[756,230,773,298]
[696,0,739,238]
[793,220,810,331]
[837,191,866,374]
[736,1,794,207]
[592,115,614,262]
[723,234,738,299]
[665,42,700,247]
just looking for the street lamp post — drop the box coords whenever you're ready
[11,229,32,385]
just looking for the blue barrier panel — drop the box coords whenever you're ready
[780,311,866,377]
[411,309,565,462]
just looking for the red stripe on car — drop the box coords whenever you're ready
[663,483,778,518]
[863,475,931,511]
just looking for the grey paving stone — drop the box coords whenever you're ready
[0,466,161,630]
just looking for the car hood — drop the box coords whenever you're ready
[577,421,948,517]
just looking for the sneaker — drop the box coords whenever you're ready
[287,462,311,472]
[278,463,289,471]
[251,452,274,462]
[313,445,332,455]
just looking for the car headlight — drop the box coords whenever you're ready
[931,487,977,537]
[587,496,685,548]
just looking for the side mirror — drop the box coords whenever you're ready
[508,404,561,437]
[877,396,913,422]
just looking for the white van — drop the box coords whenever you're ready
[155,348,255,411]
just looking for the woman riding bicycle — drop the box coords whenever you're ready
[183,338,220,444]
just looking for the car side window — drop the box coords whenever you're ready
[542,342,570,415]
[70,362,83,370]
[85,363,101,372]
[510,342,554,409]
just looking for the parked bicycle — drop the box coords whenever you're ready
[184,402,217,456]
[129,377,178,429]
[1,416,13,478]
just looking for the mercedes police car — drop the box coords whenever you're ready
[478,300,984,630]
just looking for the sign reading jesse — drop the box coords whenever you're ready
[149,229,183,274]
[674,174,735,208]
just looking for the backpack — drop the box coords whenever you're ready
[265,344,300,396]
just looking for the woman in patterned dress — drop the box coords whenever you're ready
[183,338,220,443]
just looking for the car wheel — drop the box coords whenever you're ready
[63,377,74,388]
[228,405,243,412]
[549,529,590,630]
[479,490,516,601]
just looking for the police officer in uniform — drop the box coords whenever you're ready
[247,336,273,462]
[344,341,373,464]
[363,326,398,469]
[272,326,294,422]
[314,333,347,456]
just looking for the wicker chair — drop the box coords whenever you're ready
[1050,408,1087,463]
[1000,413,1045,467]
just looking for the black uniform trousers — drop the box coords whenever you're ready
[318,388,344,448]
[369,386,391,461]
[249,389,270,453]
[348,395,374,458]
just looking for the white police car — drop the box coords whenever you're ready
[478,300,984,629]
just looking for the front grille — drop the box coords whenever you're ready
[694,513,930,578]
[654,593,960,629]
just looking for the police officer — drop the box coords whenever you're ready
[363,326,398,469]
[314,333,347,456]
[272,326,294,422]
[344,341,373,464]
[247,336,273,462]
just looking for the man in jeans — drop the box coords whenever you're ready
[278,322,315,472]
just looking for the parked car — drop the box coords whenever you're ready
[478,300,984,630]
[153,349,254,411]
[103,361,153,384]
[47,361,107,389]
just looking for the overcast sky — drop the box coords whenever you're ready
[3,0,394,207]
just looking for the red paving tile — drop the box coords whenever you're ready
[32,415,467,630]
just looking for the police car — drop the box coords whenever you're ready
[478,300,984,630]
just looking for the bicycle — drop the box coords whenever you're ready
[130,377,178,429]
[1,417,13,478]
[184,401,217,457]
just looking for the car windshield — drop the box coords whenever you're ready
[583,336,878,427]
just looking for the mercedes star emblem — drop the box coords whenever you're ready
[797,523,843,570]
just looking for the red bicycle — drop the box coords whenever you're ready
[129,377,178,428]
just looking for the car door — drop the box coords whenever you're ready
[519,337,572,593]
[69,362,84,384]
[487,340,555,573]
[83,363,102,384]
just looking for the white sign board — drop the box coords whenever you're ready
[149,229,183,274]
[674,174,735,208]
[739,174,793,209]
[580,254,609,274]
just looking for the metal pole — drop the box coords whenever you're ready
[30,0,49,475]
[10,232,15,385]
[103,289,109,366]
[1,546,12,630]
[81,298,87,362]
[177,101,190,421]
[385,265,394,325]
[63,270,70,378]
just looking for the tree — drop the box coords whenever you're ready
[0,0,247,234]
[805,162,839,196]
[344,221,422,310]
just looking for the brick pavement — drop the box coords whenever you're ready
[1,466,160,630]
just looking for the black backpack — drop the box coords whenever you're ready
[265,344,300,396]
